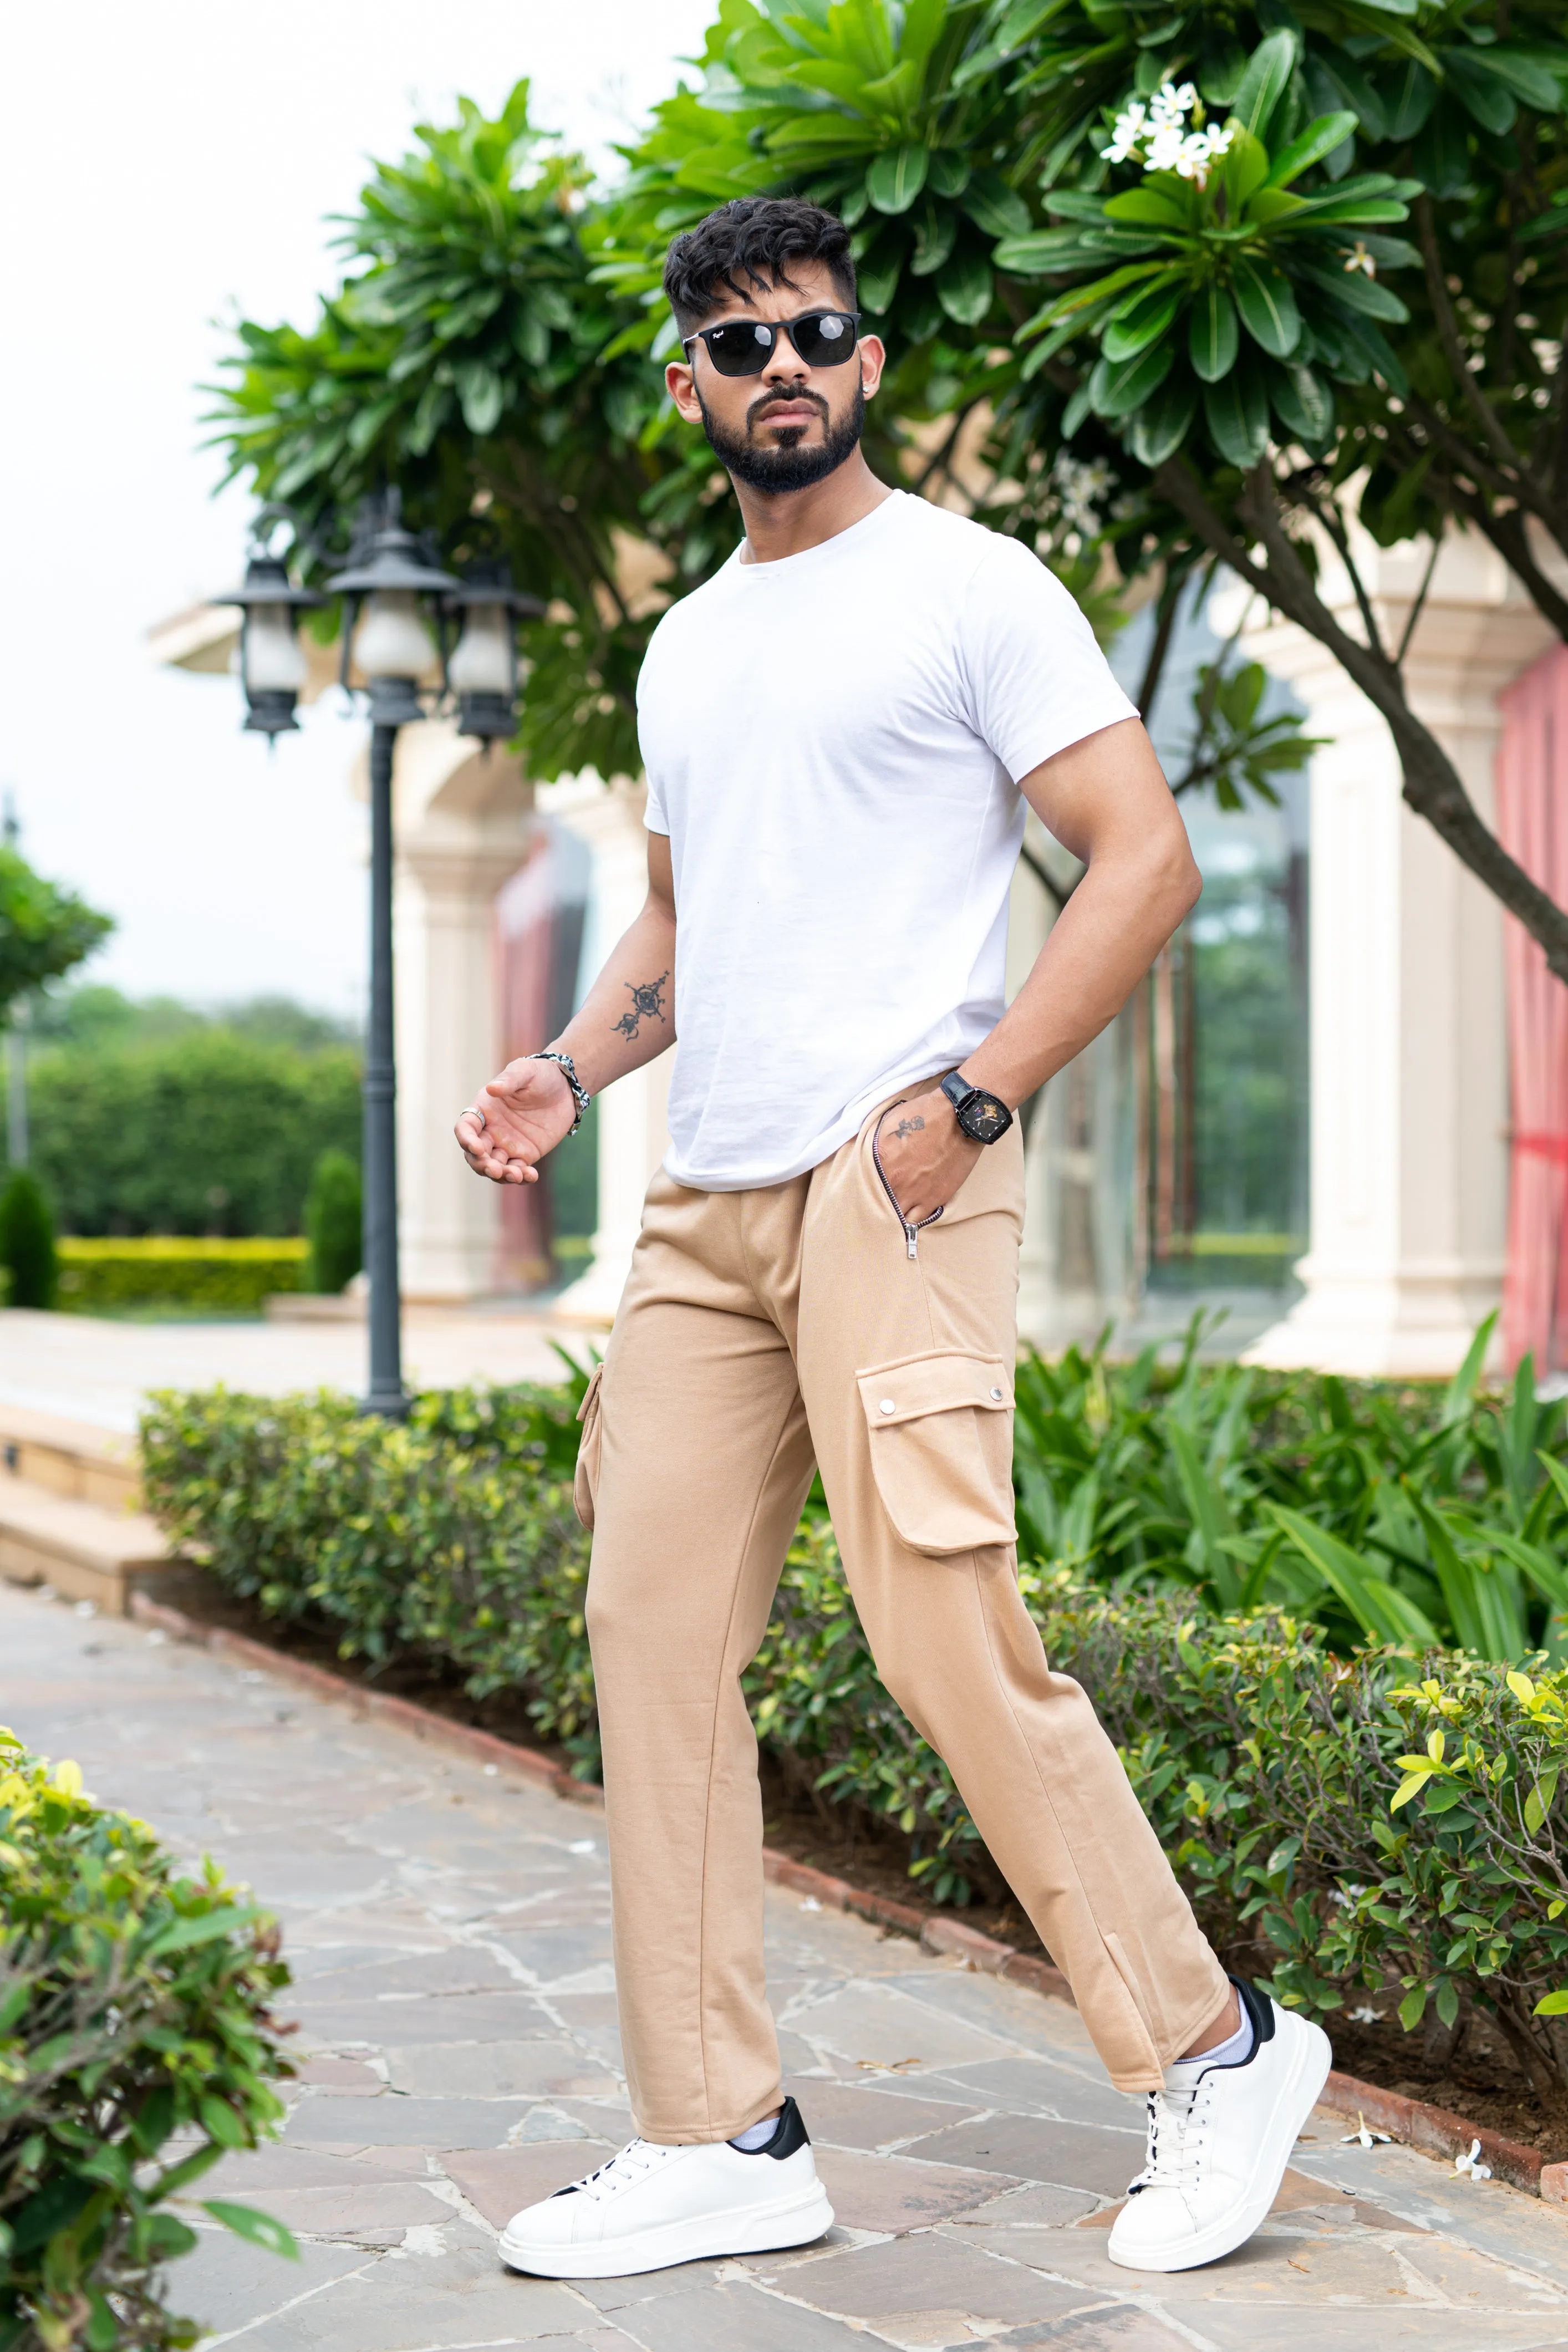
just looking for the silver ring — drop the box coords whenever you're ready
[464,1106,486,1131]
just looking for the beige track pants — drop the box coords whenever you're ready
[576,1089,1229,2144]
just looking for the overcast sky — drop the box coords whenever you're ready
[0,2,713,1017]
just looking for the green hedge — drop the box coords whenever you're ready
[0,1729,296,2351]
[26,1034,359,1239]
[138,1374,1568,2096]
[55,1240,306,1316]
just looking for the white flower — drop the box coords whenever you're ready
[1101,100,1148,164]
[1343,241,1377,278]
[1101,83,1232,190]
[1052,452,1113,532]
[1350,2004,1382,2024]
[1340,2110,1393,2147]
[1148,81,1197,131]
[1455,2137,1493,2182]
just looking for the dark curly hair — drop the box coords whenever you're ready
[662,197,857,336]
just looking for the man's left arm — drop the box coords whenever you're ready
[874,715,1199,1225]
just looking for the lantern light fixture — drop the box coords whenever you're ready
[444,558,544,744]
[327,501,460,729]
[208,544,325,738]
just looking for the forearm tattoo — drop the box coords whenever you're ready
[613,971,669,1041]
[892,1114,925,1139]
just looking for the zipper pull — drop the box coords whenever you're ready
[905,1224,919,1261]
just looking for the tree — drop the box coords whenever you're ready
[0,1169,57,1309]
[303,1148,363,1294]
[0,846,113,1005]
[600,0,1568,970]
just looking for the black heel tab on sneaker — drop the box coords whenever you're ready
[1231,1976,1275,2051]
[744,2097,810,2159]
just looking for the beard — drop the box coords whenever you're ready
[698,379,866,495]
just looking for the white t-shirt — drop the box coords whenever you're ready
[636,488,1137,1192]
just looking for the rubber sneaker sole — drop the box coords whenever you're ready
[1107,2017,1332,2274]
[498,2182,835,2279]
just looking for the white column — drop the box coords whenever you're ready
[538,773,671,1328]
[1243,533,1554,1378]
[379,721,534,1301]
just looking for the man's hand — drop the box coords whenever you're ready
[874,1088,984,1228]
[455,1058,577,1186]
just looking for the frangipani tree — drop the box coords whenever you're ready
[603,0,1568,971]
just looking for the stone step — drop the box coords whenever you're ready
[0,1473,175,1615]
[0,1401,141,1510]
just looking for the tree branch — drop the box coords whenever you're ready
[1152,455,1568,984]
[1136,563,1187,724]
[1415,195,1525,478]
[1393,536,1440,670]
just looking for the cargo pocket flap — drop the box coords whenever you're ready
[856,1352,1013,1429]
[573,1363,604,1532]
[857,1351,1015,1557]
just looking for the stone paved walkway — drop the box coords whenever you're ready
[7,1577,1568,2350]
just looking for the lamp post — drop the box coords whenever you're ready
[213,494,481,1418]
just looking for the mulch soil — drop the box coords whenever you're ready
[138,1566,1565,2161]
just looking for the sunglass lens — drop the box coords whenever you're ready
[791,312,856,365]
[705,320,775,375]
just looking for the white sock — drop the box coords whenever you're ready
[1172,2005,1255,2074]
[729,2112,781,2152]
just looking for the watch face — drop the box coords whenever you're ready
[961,1091,1010,1143]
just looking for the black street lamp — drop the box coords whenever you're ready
[213,493,525,1421]
[323,500,460,1419]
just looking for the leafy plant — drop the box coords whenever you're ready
[28,1032,359,1241]
[135,1376,1568,2091]
[0,1175,57,1313]
[0,854,112,1012]
[302,1149,362,1296]
[0,1732,296,2351]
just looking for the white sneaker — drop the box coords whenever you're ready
[1107,1979,1331,2273]
[498,2097,834,2279]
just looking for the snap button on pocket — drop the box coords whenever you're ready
[856,1351,1015,1558]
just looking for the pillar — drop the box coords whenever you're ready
[382,720,534,1301]
[1243,531,1554,1378]
[538,772,672,1328]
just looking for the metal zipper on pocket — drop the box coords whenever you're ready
[871,1127,944,1260]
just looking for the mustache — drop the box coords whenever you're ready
[746,386,829,432]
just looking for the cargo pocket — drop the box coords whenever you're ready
[573,1362,604,1532]
[856,1351,1016,1557]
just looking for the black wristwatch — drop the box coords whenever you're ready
[941,1071,1014,1145]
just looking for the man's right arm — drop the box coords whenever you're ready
[455,832,676,1187]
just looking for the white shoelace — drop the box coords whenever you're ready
[1128,2073,1215,2198]
[557,2138,672,2203]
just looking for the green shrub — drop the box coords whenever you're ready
[1015,1320,1568,1660]
[55,1240,305,1317]
[137,1370,1568,2090]
[302,1150,361,1295]
[0,1175,56,1311]
[0,1729,296,2351]
[27,1034,359,1239]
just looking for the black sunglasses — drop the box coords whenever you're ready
[680,308,862,378]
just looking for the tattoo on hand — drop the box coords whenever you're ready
[613,971,669,1041]
[892,1115,925,1139]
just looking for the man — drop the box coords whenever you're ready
[456,196,1328,2283]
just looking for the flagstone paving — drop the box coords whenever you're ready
[6,1574,1568,2350]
